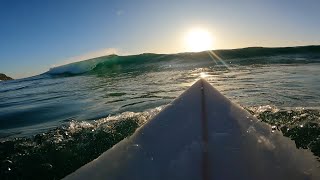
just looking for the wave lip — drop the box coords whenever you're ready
[46,55,116,75]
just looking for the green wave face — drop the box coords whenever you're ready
[46,46,320,76]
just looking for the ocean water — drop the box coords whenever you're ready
[1,46,320,179]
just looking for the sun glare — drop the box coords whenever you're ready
[185,28,213,52]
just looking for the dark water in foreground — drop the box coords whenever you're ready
[1,46,320,179]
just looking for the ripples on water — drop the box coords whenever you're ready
[0,50,320,179]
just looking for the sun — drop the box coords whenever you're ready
[185,28,214,52]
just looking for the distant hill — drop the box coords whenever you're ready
[0,73,13,81]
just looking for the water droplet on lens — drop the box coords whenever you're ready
[3,159,12,164]
[41,163,53,170]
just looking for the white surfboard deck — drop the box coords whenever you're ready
[65,79,320,180]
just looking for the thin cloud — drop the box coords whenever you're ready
[116,10,124,16]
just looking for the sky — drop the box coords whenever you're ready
[0,0,319,78]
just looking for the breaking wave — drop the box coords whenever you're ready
[46,46,320,76]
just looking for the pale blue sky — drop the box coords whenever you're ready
[0,0,319,78]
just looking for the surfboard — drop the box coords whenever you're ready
[64,79,320,180]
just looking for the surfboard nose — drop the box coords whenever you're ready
[64,78,320,180]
